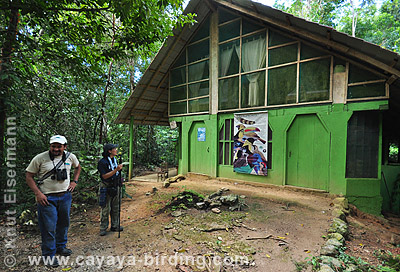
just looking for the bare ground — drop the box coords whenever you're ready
[4,173,400,272]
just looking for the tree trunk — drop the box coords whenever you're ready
[98,14,116,144]
[0,7,19,164]
[350,0,358,37]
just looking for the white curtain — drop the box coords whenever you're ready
[219,44,236,77]
[239,37,266,106]
[219,44,237,107]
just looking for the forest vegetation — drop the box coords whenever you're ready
[1,0,399,213]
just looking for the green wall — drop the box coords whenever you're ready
[171,100,388,215]
[381,165,400,214]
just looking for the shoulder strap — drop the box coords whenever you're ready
[36,152,71,185]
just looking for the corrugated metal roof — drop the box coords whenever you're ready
[116,0,400,125]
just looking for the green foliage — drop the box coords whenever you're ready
[274,0,345,27]
[305,248,400,272]
[374,250,400,271]
[273,0,400,54]
[0,0,192,216]
[305,255,321,270]
[165,190,205,211]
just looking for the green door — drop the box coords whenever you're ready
[189,121,209,174]
[286,114,330,190]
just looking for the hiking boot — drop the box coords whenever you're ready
[99,230,107,236]
[110,226,123,232]
[56,247,72,256]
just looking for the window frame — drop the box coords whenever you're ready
[345,62,389,102]
[169,18,211,117]
[217,10,334,112]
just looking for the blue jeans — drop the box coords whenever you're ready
[37,191,71,257]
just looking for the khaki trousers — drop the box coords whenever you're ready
[99,185,120,231]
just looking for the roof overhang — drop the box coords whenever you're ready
[116,0,400,125]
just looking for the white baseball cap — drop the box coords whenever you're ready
[50,135,67,145]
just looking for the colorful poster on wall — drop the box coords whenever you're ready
[197,127,206,142]
[233,112,268,176]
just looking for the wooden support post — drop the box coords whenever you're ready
[129,116,134,180]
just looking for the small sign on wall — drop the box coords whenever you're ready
[197,128,206,142]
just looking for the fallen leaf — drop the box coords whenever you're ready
[277,236,286,239]
[285,233,289,236]
[266,254,271,258]
[62,268,72,271]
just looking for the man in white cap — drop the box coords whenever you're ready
[26,135,81,267]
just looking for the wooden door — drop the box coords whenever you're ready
[286,114,329,190]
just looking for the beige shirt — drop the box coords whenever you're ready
[26,151,80,194]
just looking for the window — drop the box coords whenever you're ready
[219,118,272,169]
[346,111,379,178]
[217,8,332,111]
[219,119,234,165]
[388,138,400,164]
[347,64,386,99]
[169,16,210,116]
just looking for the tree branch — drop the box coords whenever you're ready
[0,5,110,12]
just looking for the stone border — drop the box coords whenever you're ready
[317,197,353,272]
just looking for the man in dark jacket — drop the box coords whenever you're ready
[97,143,123,236]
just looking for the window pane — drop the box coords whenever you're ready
[241,71,265,108]
[188,60,209,82]
[268,126,272,141]
[188,81,209,98]
[170,67,186,87]
[191,16,210,43]
[219,142,223,164]
[242,18,264,35]
[347,82,385,99]
[219,125,224,140]
[231,142,234,165]
[267,142,272,169]
[219,77,239,110]
[231,119,234,140]
[224,119,231,140]
[188,40,209,63]
[170,101,187,115]
[388,140,399,163]
[219,8,239,24]
[349,64,382,83]
[269,30,294,47]
[172,52,186,68]
[189,97,209,113]
[268,44,298,67]
[170,86,187,102]
[299,58,330,103]
[219,20,240,42]
[219,40,240,77]
[224,142,230,165]
[242,32,266,72]
[268,65,297,105]
[346,111,379,178]
[301,43,325,60]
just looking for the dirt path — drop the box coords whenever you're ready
[6,174,400,272]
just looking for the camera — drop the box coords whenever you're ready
[51,168,67,181]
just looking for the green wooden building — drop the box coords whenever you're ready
[116,0,400,215]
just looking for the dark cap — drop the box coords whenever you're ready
[102,143,118,157]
